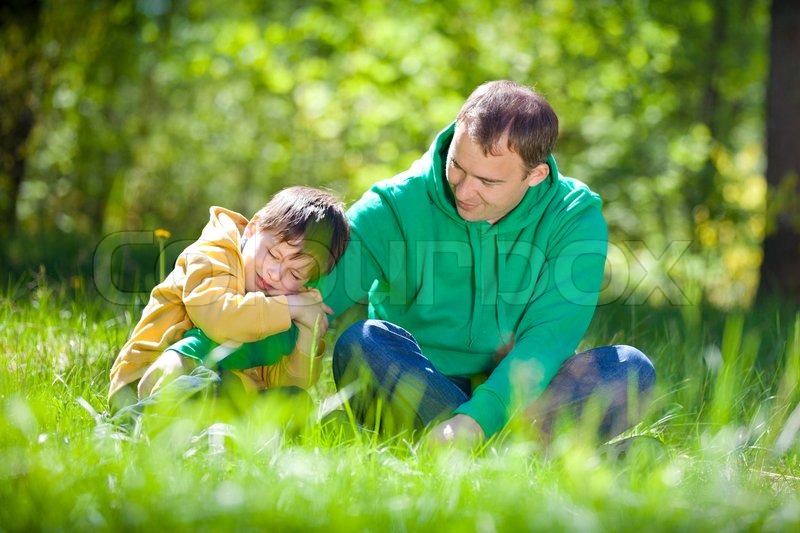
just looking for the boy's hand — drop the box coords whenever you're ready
[137,351,197,399]
[285,289,332,334]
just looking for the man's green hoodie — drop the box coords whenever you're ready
[322,122,608,438]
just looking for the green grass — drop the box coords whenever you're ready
[2,274,800,531]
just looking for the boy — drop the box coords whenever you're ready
[108,186,350,410]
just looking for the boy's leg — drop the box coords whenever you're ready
[108,383,139,413]
[110,363,220,427]
[525,345,656,442]
[332,319,469,434]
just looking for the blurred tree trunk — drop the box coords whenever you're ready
[0,0,44,239]
[759,0,800,302]
[66,2,141,236]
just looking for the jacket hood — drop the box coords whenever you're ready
[423,121,560,233]
[200,206,250,253]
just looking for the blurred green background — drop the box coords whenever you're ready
[1,0,789,308]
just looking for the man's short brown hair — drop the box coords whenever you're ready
[456,80,559,173]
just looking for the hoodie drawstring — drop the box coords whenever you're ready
[467,224,481,347]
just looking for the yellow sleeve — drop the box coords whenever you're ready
[175,237,292,343]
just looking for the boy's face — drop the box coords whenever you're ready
[242,222,316,296]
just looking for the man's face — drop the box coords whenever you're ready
[445,123,548,224]
[242,224,315,296]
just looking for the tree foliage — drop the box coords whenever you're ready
[0,0,772,308]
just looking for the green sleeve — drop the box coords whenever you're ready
[168,326,298,370]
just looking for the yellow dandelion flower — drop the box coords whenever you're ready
[154,228,171,239]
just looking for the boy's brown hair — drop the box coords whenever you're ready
[253,186,349,281]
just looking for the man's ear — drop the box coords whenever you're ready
[525,163,550,187]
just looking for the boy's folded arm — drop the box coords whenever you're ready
[180,266,292,343]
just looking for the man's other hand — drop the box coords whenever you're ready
[426,414,485,450]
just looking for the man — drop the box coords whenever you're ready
[321,80,655,446]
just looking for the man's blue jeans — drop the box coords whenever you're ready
[332,319,656,441]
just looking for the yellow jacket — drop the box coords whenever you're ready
[109,206,321,401]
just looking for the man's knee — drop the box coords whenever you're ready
[335,319,369,353]
[333,319,386,383]
[616,345,656,393]
[334,318,382,357]
[334,319,404,357]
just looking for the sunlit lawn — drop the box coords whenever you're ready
[2,274,800,531]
